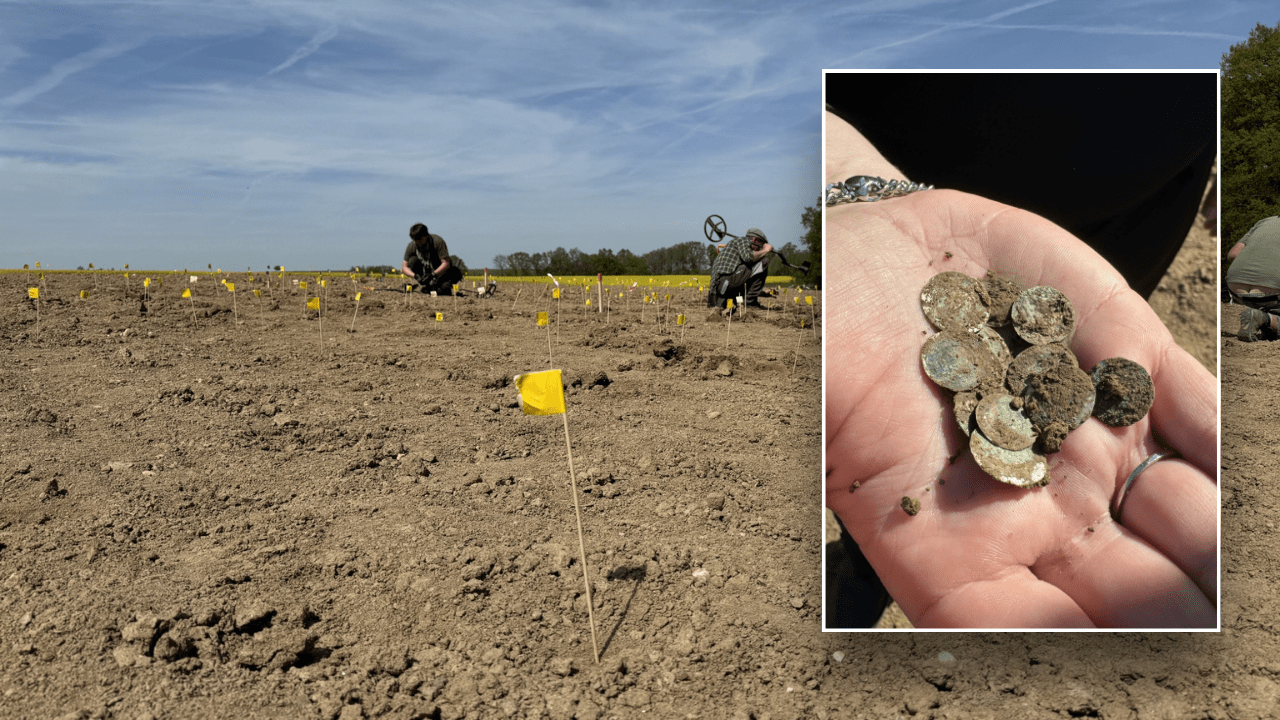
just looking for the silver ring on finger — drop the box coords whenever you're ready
[1111,450,1179,525]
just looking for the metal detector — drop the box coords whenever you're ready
[703,214,812,275]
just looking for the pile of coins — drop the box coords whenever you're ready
[919,272,1154,488]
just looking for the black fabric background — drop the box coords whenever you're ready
[826,73,1216,298]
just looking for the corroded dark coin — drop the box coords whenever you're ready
[1011,286,1075,345]
[970,429,1049,488]
[1022,365,1096,432]
[975,393,1035,451]
[921,272,989,331]
[1005,343,1077,396]
[920,329,1002,392]
[1090,357,1154,427]
[953,389,980,434]
[976,273,1023,327]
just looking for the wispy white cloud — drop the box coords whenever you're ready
[267,24,338,75]
[0,40,140,110]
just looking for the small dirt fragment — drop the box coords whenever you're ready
[901,497,921,516]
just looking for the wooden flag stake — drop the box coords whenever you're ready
[560,410,599,664]
[351,292,362,332]
[793,317,805,374]
[512,288,522,310]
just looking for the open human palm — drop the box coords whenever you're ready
[824,189,1217,628]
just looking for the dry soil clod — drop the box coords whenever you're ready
[901,496,921,516]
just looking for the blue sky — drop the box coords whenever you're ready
[0,0,1260,272]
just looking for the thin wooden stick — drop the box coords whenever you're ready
[560,411,599,664]
[793,318,804,375]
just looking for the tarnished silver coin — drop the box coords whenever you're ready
[1022,364,1096,432]
[1091,357,1154,427]
[974,325,1013,370]
[953,389,980,434]
[1005,343,1077,396]
[970,429,1049,488]
[921,272,989,331]
[921,329,1002,392]
[975,393,1036,451]
[1011,286,1075,345]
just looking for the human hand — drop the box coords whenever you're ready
[823,187,1217,628]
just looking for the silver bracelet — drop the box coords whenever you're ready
[825,175,933,207]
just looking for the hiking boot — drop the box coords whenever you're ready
[1239,307,1271,342]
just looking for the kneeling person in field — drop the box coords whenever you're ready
[708,227,772,310]
[403,223,464,295]
[1228,216,1280,341]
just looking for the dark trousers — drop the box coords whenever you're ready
[707,260,768,308]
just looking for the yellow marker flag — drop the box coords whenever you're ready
[585,299,591,306]
[144,277,151,288]
[355,292,362,301]
[124,272,130,278]
[253,289,261,298]
[307,297,320,310]
[227,282,235,292]
[321,280,327,288]
[699,286,703,292]
[182,288,191,298]
[553,288,561,299]
[726,298,734,309]
[794,296,799,304]
[124,264,129,269]
[436,312,444,322]
[664,294,671,301]
[806,296,814,305]
[537,311,549,326]
[80,290,89,299]
[452,284,459,294]
[800,318,806,328]
[514,369,565,416]
[28,287,39,299]
[677,314,686,325]
[38,273,44,280]
[405,284,412,292]
[299,281,308,289]
[36,262,41,268]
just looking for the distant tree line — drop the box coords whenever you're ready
[488,199,822,284]
[1223,22,1280,261]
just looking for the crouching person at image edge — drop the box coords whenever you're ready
[1228,216,1280,341]
[707,227,772,311]
[403,223,464,295]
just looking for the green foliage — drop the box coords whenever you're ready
[1222,22,1280,262]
